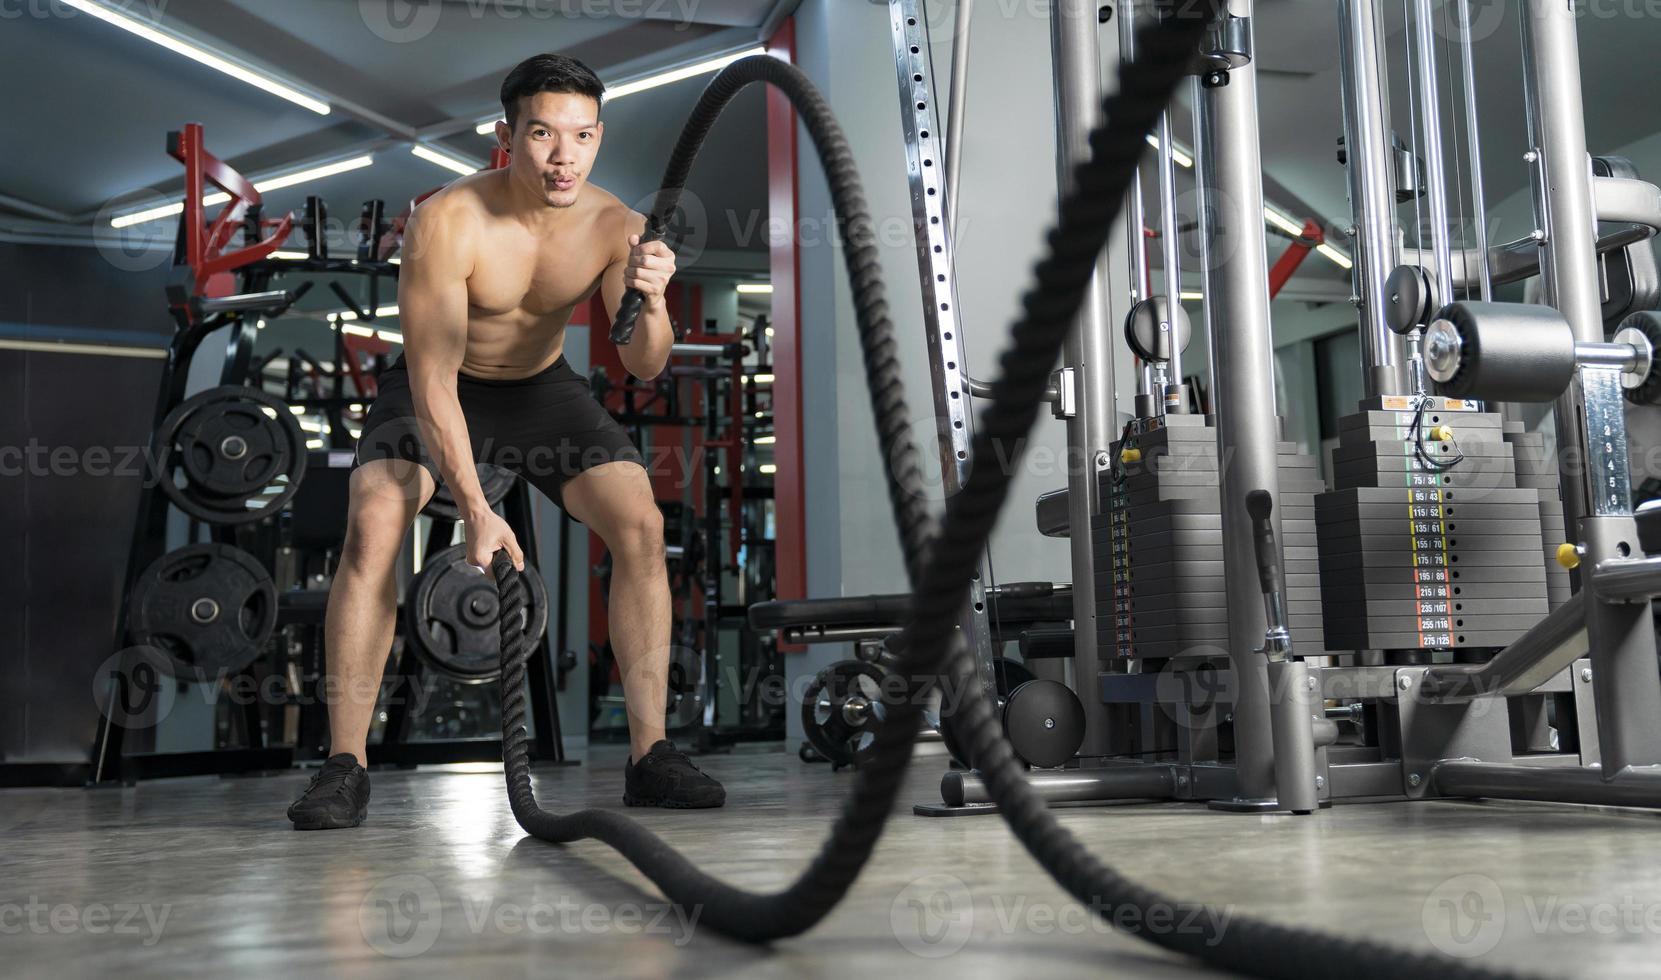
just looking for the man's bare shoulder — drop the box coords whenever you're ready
[583,184,646,252]
[409,172,499,230]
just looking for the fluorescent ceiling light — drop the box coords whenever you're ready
[1144,134,1192,168]
[748,373,775,384]
[736,283,773,295]
[475,46,769,135]
[376,329,404,345]
[755,435,776,445]
[1316,243,1354,270]
[1179,291,1203,301]
[110,155,375,227]
[272,250,309,261]
[341,324,376,338]
[758,463,777,475]
[306,439,324,450]
[412,144,479,176]
[61,0,329,114]
[1262,206,1305,238]
[333,305,400,323]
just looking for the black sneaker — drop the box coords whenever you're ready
[623,740,726,809]
[287,753,371,830]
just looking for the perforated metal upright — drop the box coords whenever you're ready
[887,0,998,700]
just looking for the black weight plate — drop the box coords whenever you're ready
[405,544,547,682]
[127,543,277,680]
[424,464,518,521]
[801,660,888,769]
[155,385,307,525]
[177,400,289,497]
[937,657,1039,768]
[1003,679,1087,769]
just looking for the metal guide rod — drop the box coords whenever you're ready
[1455,0,1492,300]
[888,0,998,699]
[1336,0,1410,397]
[1410,0,1455,302]
[1193,8,1281,805]
[1118,0,1158,406]
[1048,0,1116,756]
[1521,0,1661,770]
[944,0,972,227]
[1155,100,1184,404]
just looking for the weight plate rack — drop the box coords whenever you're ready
[1314,396,1552,652]
[1092,413,1328,660]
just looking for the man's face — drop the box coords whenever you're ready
[500,91,603,209]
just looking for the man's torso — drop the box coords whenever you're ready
[420,171,631,380]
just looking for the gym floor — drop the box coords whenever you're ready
[5,743,1659,978]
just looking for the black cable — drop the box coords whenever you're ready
[495,12,1524,979]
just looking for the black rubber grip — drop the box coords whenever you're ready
[608,217,665,346]
[1246,490,1282,599]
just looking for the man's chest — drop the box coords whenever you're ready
[466,231,614,318]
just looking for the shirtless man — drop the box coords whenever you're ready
[288,53,725,830]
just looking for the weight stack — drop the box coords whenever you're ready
[1091,414,1328,661]
[1315,396,1551,653]
[1503,420,1573,610]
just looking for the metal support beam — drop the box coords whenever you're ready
[1522,0,1661,771]
[1049,0,1117,757]
[1336,0,1410,397]
[1192,7,1280,805]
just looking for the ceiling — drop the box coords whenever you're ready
[6,0,1661,304]
[0,0,787,272]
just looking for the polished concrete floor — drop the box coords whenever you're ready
[5,743,1661,978]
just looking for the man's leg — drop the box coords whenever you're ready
[560,461,669,762]
[325,459,435,764]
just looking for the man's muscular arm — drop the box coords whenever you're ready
[602,211,676,379]
[400,201,524,569]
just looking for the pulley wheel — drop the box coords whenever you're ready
[1002,678,1087,769]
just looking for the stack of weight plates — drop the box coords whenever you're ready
[1504,420,1572,610]
[1091,413,1327,660]
[1316,396,1550,652]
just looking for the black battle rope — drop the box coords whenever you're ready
[494,13,1523,979]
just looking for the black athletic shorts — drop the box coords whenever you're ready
[354,354,644,514]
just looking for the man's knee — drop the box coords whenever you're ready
[340,494,416,575]
[610,504,665,566]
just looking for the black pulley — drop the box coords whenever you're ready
[1616,311,1661,406]
[153,385,307,524]
[1383,264,1437,335]
[405,544,547,682]
[1122,296,1192,363]
[801,659,888,770]
[937,657,1036,768]
[423,463,518,521]
[127,543,277,680]
[1002,679,1087,769]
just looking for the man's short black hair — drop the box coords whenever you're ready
[501,54,605,130]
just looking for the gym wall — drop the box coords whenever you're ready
[0,242,174,768]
